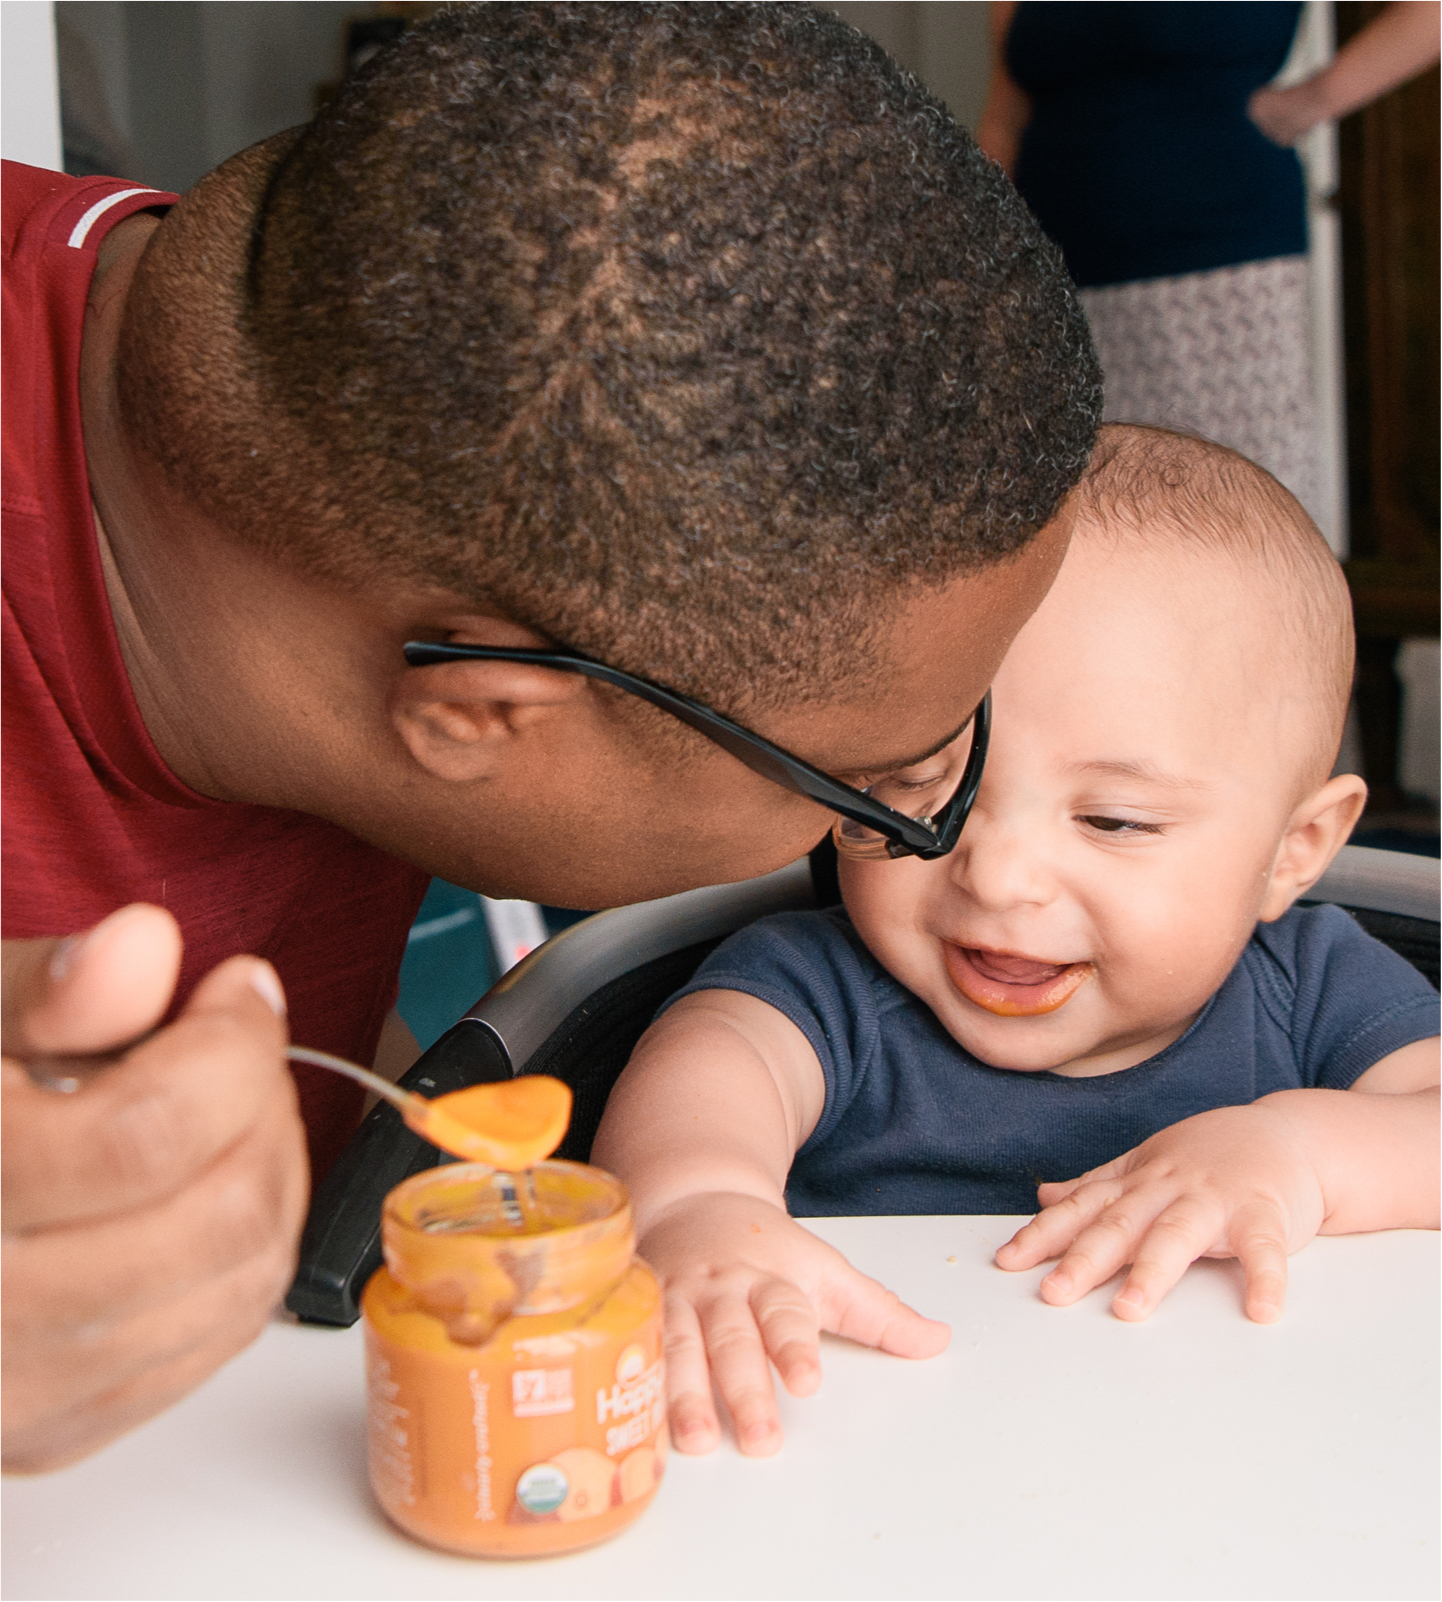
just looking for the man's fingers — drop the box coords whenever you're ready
[1,1084,308,1473]
[2,1246,288,1474]
[819,1263,950,1360]
[3,955,291,1230]
[3,1090,307,1331]
[1108,1201,1220,1321]
[2,906,182,1059]
[696,1292,784,1457]
[660,1293,721,1455]
[1233,1210,1289,1324]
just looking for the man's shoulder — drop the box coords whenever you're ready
[3,162,173,262]
[2,162,73,259]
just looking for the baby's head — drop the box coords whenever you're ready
[841,424,1365,1077]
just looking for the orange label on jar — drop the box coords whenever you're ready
[363,1257,666,1558]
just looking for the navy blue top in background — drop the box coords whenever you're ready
[1008,2,1307,287]
[662,904,1439,1217]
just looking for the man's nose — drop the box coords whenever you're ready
[948,806,1057,911]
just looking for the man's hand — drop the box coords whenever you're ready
[995,1101,1330,1324]
[2,906,309,1472]
[640,1191,949,1459]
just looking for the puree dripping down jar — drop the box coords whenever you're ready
[362,1161,666,1558]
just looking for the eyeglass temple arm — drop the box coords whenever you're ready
[401,641,942,852]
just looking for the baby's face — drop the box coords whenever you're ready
[841,534,1315,1077]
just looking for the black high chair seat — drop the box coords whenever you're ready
[286,844,1439,1326]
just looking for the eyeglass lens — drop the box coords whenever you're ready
[832,718,979,860]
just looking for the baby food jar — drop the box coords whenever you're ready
[362,1161,666,1558]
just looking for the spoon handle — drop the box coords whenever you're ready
[287,1045,417,1116]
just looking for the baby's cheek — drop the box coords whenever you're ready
[838,858,934,957]
[1096,914,1237,1031]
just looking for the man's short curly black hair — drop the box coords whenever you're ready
[121,1,1100,714]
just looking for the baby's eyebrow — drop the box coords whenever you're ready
[1064,758,1218,793]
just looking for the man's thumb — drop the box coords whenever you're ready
[2,905,182,1058]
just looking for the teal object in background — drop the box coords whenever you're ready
[396,880,496,1051]
[397,882,593,1051]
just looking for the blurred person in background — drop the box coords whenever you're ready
[980,1,1440,522]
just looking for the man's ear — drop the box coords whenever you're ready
[1258,772,1369,922]
[391,657,588,782]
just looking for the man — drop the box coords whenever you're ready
[2,3,1098,1471]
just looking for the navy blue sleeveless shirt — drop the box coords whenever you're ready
[1008,2,1307,287]
[661,904,1438,1216]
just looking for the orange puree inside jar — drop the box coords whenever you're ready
[363,1161,665,1559]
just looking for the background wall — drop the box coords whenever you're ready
[57,0,352,192]
[828,1,991,127]
[49,0,995,191]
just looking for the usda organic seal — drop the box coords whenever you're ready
[516,1461,569,1516]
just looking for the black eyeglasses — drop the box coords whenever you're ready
[403,641,989,860]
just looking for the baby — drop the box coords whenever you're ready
[592,425,1439,1457]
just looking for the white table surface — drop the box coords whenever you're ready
[4,1218,1437,1602]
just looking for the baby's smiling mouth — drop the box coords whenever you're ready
[943,943,1096,1017]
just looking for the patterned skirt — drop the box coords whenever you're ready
[1079,254,1317,519]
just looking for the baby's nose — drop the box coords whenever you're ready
[949,811,1057,911]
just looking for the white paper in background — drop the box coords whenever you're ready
[481,897,549,974]
[1,0,61,170]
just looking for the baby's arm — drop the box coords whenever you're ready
[997,1038,1439,1321]
[592,991,948,1457]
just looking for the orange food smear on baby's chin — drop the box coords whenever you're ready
[403,1076,573,1166]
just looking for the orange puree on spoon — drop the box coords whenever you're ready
[287,1047,572,1166]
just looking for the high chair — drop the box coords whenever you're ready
[286,843,1439,1326]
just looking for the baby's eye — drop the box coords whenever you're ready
[1078,814,1164,836]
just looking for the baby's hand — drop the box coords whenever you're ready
[639,1192,949,1457]
[995,1102,1328,1323]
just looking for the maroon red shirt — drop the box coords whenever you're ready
[2,162,430,1178]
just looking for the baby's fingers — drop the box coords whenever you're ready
[997,1178,1124,1272]
[1035,1156,1126,1212]
[661,1291,723,1455]
[819,1265,950,1360]
[698,1289,789,1457]
[752,1276,823,1398]
[1109,1201,1223,1321]
[1233,1208,1289,1324]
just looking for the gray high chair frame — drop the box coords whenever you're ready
[287,844,1440,1326]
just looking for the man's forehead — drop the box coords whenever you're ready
[761,523,1070,779]
[831,711,978,781]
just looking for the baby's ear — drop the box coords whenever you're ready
[1258,773,1369,922]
